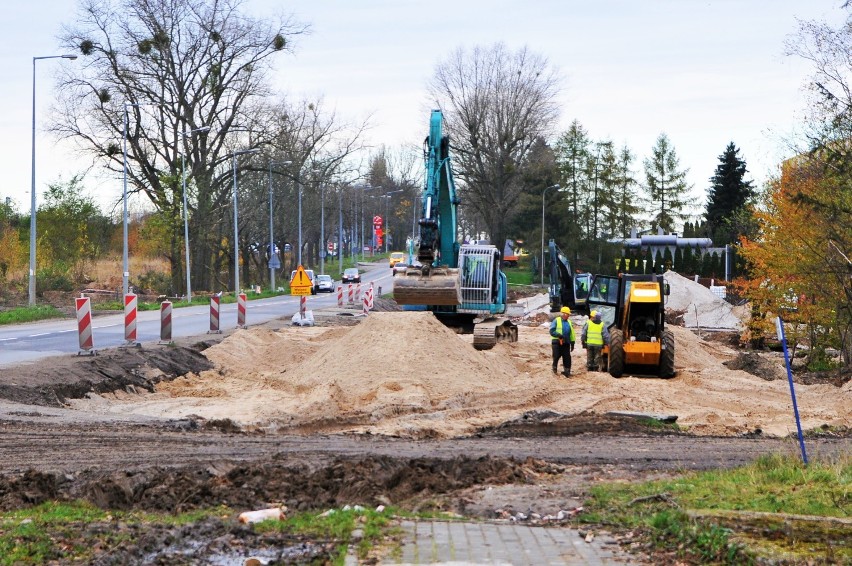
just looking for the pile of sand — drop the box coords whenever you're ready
[89,312,560,437]
[664,271,742,330]
[69,308,850,439]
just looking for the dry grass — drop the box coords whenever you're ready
[82,257,170,290]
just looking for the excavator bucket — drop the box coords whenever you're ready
[393,268,461,306]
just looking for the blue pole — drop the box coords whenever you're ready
[775,317,809,465]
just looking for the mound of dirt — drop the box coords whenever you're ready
[724,352,784,381]
[664,271,742,330]
[0,345,213,407]
[64,309,852,439]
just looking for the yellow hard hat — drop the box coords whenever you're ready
[589,310,597,318]
[560,306,571,314]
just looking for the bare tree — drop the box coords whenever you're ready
[54,0,307,292]
[269,98,370,271]
[428,43,561,251]
[365,145,422,252]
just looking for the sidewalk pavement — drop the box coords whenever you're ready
[377,519,639,565]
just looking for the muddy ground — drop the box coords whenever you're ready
[0,307,849,564]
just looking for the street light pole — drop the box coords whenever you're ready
[320,181,326,274]
[312,170,327,275]
[382,190,403,253]
[360,185,379,260]
[29,53,76,306]
[180,125,210,304]
[338,188,343,274]
[268,160,291,292]
[540,183,560,286]
[410,195,418,264]
[298,178,303,266]
[122,102,158,297]
[232,148,260,295]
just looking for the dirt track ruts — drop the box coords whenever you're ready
[1,419,846,475]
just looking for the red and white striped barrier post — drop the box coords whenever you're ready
[347,283,354,304]
[368,282,374,309]
[362,291,369,315]
[356,282,362,302]
[337,286,343,308]
[237,292,247,328]
[300,295,307,319]
[159,301,173,344]
[75,297,94,354]
[208,295,221,334]
[124,293,138,344]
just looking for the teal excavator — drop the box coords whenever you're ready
[393,110,518,349]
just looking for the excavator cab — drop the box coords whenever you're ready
[547,239,591,314]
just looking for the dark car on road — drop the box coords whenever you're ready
[342,268,361,284]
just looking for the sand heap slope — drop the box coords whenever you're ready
[149,312,554,437]
[664,271,742,330]
[67,309,850,438]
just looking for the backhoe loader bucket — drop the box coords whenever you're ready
[393,267,461,306]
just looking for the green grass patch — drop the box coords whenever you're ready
[0,501,118,564]
[582,453,850,564]
[0,305,64,325]
[637,417,683,432]
[504,267,536,287]
[0,501,403,564]
[256,505,399,562]
[0,501,228,565]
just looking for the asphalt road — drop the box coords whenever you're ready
[0,262,394,367]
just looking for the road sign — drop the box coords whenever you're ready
[289,264,313,295]
[269,254,281,269]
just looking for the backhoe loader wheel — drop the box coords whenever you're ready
[608,329,624,378]
[659,330,675,378]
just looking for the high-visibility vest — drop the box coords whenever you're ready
[552,316,573,343]
[586,320,605,346]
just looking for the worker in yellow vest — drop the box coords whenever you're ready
[581,310,610,371]
[549,306,575,377]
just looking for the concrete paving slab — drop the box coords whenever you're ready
[382,519,639,565]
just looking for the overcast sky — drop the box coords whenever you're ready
[1,0,848,218]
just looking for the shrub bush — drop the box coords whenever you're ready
[136,269,173,296]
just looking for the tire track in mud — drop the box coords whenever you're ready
[0,419,847,475]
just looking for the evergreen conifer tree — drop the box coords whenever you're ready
[674,247,684,272]
[705,142,755,245]
[663,247,674,272]
[643,133,694,233]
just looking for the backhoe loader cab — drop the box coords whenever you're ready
[588,274,675,379]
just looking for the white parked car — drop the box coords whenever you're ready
[316,274,335,292]
[392,263,409,276]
